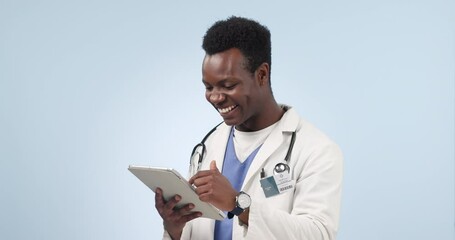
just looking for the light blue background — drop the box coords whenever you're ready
[1,0,453,239]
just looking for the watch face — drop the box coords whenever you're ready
[238,193,251,208]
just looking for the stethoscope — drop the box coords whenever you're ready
[190,122,297,176]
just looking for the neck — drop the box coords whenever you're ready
[236,100,284,132]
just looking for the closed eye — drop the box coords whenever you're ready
[203,82,213,91]
[224,84,237,90]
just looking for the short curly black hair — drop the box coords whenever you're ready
[202,16,271,77]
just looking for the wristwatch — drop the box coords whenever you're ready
[228,191,251,219]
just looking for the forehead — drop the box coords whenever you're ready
[202,48,248,81]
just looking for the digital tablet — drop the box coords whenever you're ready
[128,165,226,220]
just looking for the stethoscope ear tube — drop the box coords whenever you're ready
[191,143,202,159]
[284,131,296,162]
[189,122,224,171]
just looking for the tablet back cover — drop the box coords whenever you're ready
[128,165,225,220]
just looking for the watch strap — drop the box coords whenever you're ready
[229,206,244,218]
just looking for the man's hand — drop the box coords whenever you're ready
[155,188,202,240]
[188,160,238,211]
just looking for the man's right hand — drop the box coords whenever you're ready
[155,187,202,240]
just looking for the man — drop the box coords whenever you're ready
[155,16,343,240]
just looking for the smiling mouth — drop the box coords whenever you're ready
[218,105,238,114]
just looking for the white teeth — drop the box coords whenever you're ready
[218,105,236,114]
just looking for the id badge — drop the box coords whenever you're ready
[260,176,280,198]
[273,171,295,194]
[260,170,295,198]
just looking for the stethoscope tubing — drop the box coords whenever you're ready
[190,122,297,174]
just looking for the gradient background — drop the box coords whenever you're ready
[1,0,454,239]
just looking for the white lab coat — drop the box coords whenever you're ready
[163,107,343,240]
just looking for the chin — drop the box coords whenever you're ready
[222,117,241,127]
[222,119,236,126]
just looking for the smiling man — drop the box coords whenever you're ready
[202,47,283,131]
[155,16,343,240]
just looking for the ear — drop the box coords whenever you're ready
[255,63,270,87]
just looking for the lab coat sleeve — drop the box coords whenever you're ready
[162,226,193,240]
[245,142,343,240]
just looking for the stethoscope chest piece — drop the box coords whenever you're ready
[273,163,290,174]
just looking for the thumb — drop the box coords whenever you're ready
[210,160,219,172]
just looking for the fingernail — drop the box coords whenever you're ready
[189,204,194,209]
[175,195,181,201]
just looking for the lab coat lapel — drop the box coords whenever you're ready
[203,124,230,172]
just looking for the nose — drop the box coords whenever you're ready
[208,89,226,104]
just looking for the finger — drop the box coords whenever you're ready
[189,172,203,184]
[155,188,172,218]
[188,175,195,184]
[192,174,215,188]
[197,190,216,202]
[164,194,182,212]
[176,203,196,215]
[156,187,164,195]
[180,211,202,222]
[189,170,212,185]
[189,169,212,183]
[210,160,218,172]
[155,188,165,206]
[194,184,213,197]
